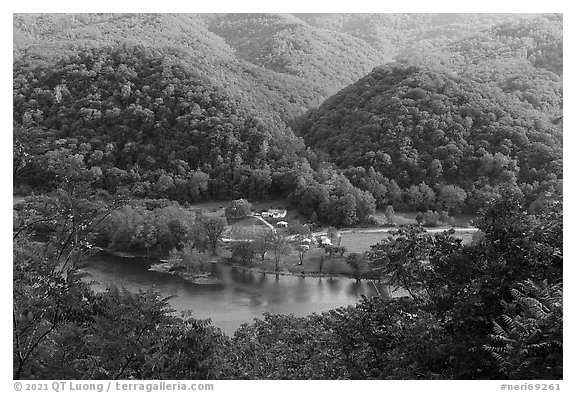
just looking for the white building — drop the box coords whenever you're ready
[262,209,287,219]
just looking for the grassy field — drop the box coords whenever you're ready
[339,229,476,254]
[339,232,393,254]
[226,217,272,239]
[223,228,478,277]
[371,209,476,228]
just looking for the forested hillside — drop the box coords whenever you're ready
[13,44,381,226]
[207,14,388,95]
[13,45,311,200]
[13,13,386,123]
[13,13,537,123]
[293,14,562,213]
[295,13,530,57]
[397,15,563,116]
[14,14,562,219]
[14,13,320,123]
[294,64,562,212]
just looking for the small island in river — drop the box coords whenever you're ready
[149,259,222,285]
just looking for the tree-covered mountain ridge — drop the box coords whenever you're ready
[396,14,562,117]
[13,13,386,123]
[295,63,562,212]
[13,13,550,122]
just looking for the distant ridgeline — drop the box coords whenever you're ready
[13,14,562,225]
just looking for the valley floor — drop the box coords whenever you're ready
[225,227,478,279]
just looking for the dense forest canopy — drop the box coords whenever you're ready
[397,15,563,117]
[294,63,562,212]
[13,45,306,201]
[13,13,548,122]
[13,13,383,122]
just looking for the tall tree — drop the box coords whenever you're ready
[193,213,227,256]
[251,231,274,262]
[269,232,290,271]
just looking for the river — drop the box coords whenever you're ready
[82,251,404,336]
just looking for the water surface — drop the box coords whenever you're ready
[83,252,403,335]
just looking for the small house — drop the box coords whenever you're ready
[262,209,287,219]
[269,209,287,219]
[276,221,288,228]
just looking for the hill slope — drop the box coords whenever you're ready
[13,13,386,123]
[397,14,563,116]
[295,64,562,211]
[13,45,306,201]
[14,13,539,123]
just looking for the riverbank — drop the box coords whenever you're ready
[225,261,386,281]
[81,251,393,336]
[89,247,159,260]
[227,226,479,278]
[85,249,222,285]
[90,226,478,284]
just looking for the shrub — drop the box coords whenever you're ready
[230,240,255,265]
[420,210,456,227]
[422,210,440,227]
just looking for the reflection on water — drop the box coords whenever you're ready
[82,251,404,336]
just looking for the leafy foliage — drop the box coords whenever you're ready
[95,202,194,257]
[484,280,562,379]
[346,252,369,280]
[224,199,253,222]
[251,231,274,262]
[230,241,255,265]
[295,64,562,212]
[191,213,227,255]
[13,45,307,202]
[269,232,291,271]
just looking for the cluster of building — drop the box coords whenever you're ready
[258,209,287,219]
[253,208,288,227]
